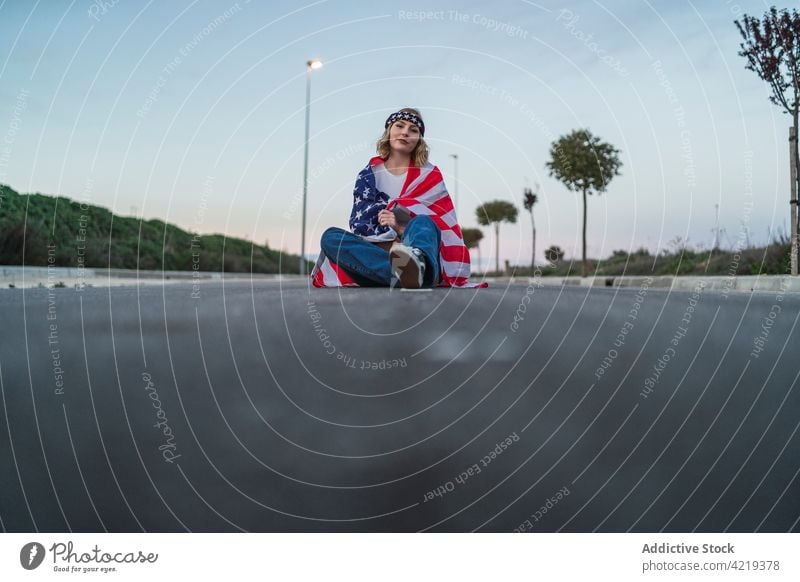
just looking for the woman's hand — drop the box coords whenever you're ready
[378,209,404,237]
[378,209,397,229]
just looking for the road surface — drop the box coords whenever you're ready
[1,279,798,532]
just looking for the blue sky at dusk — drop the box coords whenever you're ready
[0,0,788,267]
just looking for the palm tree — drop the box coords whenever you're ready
[547,129,622,276]
[475,200,518,274]
[523,185,539,271]
[461,227,484,273]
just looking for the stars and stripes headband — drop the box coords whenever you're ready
[384,110,425,136]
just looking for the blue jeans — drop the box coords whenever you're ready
[320,215,441,287]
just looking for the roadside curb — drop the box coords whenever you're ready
[5,266,799,294]
[484,274,800,294]
[0,266,307,288]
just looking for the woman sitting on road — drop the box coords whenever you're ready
[311,107,484,289]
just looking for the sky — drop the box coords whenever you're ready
[0,0,791,269]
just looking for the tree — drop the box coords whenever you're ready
[523,185,539,271]
[545,245,564,266]
[476,200,518,274]
[547,129,622,277]
[461,227,484,273]
[736,7,800,274]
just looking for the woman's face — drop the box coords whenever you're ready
[388,119,421,156]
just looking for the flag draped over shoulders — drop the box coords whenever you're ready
[311,156,487,288]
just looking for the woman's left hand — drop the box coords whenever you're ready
[377,209,397,230]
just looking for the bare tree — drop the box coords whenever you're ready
[736,7,800,274]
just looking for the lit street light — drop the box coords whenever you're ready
[300,57,323,276]
[449,153,459,217]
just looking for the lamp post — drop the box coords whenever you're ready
[300,58,323,276]
[449,153,459,216]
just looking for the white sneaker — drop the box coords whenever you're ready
[390,244,426,289]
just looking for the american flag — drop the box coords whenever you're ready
[348,163,391,238]
[311,156,487,288]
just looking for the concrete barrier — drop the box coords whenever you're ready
[4,265,798,293]
[486,274,800,294]
[0,266,305,288]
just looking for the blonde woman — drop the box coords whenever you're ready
[312,108,483,289]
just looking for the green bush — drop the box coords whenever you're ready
[515,235,792,277]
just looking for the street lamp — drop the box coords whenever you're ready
[449,153,459,216]
[300,58,323,276]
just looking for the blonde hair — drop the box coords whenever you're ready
[376,107,429,167]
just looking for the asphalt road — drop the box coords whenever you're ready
[1,279,799,532]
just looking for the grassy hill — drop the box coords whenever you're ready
[0,183,310,273]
